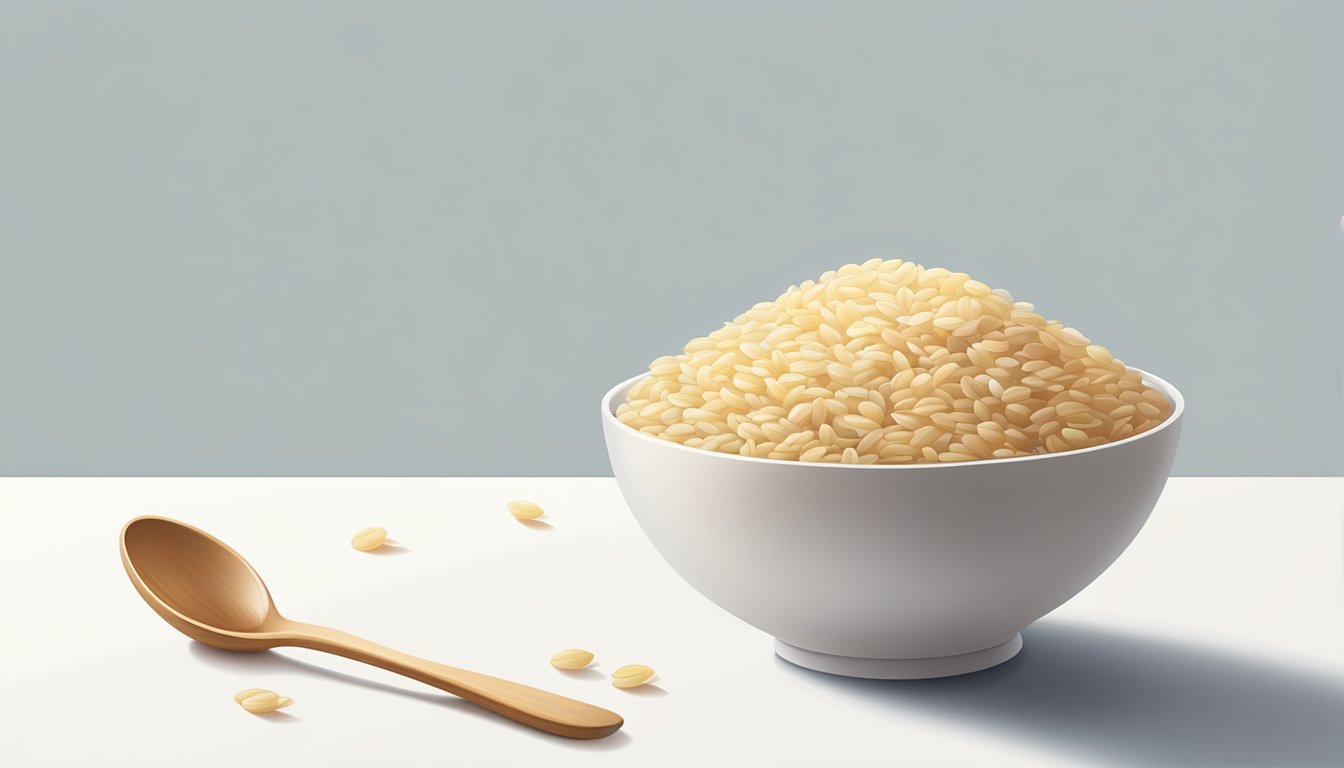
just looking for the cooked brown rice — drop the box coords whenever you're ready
[616,258,1171,464]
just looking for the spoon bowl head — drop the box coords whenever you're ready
[121,516,281,650]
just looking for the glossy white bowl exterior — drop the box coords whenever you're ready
[602,370,1183,672]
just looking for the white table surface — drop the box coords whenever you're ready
[1,477,1341,767]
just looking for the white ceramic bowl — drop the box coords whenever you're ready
[601,370,1183,679]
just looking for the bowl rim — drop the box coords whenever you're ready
[602,367,1183,470]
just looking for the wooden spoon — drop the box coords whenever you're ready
[120,515,623,739]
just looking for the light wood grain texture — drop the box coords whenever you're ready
[120,515,623,739]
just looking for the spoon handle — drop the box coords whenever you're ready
[281,622,623,739]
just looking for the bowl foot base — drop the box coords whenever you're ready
[774,633,1023,679]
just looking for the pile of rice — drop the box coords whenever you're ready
[616,258,1171,464]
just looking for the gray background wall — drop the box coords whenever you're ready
[2,0,1341,476]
